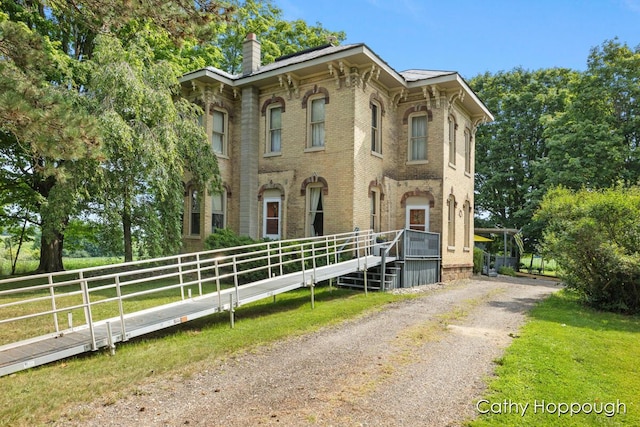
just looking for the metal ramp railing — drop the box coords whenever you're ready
[0,229,403,377]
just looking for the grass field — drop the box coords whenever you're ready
[468,290,640,426]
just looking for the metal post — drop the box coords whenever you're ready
[80,273,97,351]
[68,312,73,330]
[363,267,368,296]
[229,294,235,329]
[106,321,116,356]
[49,275,59,333]
[232,255,240,305]
[215,258,222,312]
[267,241,272,279]
[380,249,387,291]
[310,280,315,309]
[178,256,184,300]
[278,241,283,276]
[115,275,127,340]
[196,253,203,296]
[301,243,306,286]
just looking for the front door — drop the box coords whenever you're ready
[406,205,429,232]
[263,197,281,240]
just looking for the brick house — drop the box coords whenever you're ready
[179,34,493,281]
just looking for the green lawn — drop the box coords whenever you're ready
[0,284,412,427]
[468,290,640,426]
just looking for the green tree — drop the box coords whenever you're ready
[0,13,102,272]
[470,68,576,251]
[541,39,640,189]
[0,1,231,271]
[210,0,345,74]
[536,186,640,313]
[88,34,219,262]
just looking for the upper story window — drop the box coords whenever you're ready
[409,114,428,161]
[449,115,457,165]
[371,102,382,154]
[464,128,472,173]
[267,106,282,154]
[212,109,227,156]
[308,97,325,148]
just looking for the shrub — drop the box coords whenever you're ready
[498,266,516,276]
[536,186,640,314]
[473,247,484,274]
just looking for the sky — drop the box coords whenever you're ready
[274,0,640,79]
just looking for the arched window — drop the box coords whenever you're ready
[371,101,382,154]
[211,191,226,232]
[189,187,201,236]
[463,200,471,249]
[447,194,457,248]
[449,115,457,165]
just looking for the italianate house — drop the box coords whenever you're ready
[179,34,493,281]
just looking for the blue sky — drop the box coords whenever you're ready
[274,0,640,79]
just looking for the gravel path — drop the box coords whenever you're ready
[59,275,560,426]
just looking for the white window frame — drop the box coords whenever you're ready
[447,195,456,248]
[449,115,457,166]
[189,187,201,236]
[262,196,281,240]
[210,191,225,233]
[370,189,380,232]
[408,113,428,162]
[266,105,282,155]
[307,96,326,150]
[463,201,471,250]
[211,108,228,156]
[306,184,324,236]
[464,128,472,174]
[371,102,382,155]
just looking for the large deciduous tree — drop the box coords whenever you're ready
[470,68,575,251]
[0,14,101,272]
[0,1,230,271]
[88,34,219,262]
[541,39,640,189]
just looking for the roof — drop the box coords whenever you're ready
[180,42,493,121]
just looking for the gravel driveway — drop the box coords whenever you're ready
[60,275,560,426]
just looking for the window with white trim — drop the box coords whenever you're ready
[370,189,380,232]
[449,115,457,165]
[371,102,381,154]
[464,128,472,173]
[211,191,225,232]
[307,184,324,236]
[212,109,227,155]
[189,187,201,236]
[447,194,456,247]
[409,114,427,161]
[267,105,282,154]
[308,97,325,148]
[463,200,471,248]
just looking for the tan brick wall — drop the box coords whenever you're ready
[181,63,483,280]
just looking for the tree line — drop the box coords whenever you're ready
[0,0,344,273]
[470,39,640,253]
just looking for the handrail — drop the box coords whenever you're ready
[0,229,398,349]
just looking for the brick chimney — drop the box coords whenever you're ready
[242,33,261,75]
